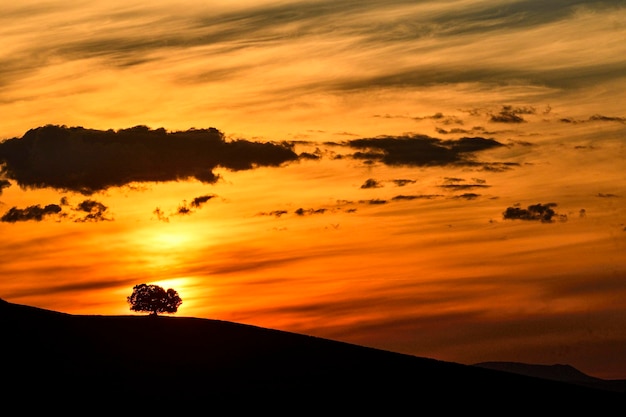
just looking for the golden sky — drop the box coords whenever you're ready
[1,0,625,379]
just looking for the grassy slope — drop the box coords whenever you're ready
[1,299,622,413]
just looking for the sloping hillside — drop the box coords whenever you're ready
[1,299,622,413]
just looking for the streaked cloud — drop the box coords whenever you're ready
[2,1,624,136]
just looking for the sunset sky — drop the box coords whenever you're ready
[1,0,625,380]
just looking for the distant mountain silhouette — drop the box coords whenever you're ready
[1,298,623,413]
[474,361,626,393]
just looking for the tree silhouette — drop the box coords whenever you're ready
[127,283,182,316]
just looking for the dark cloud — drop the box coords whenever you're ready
[1,204,62,223]
[440,184,490,191]
[176,202,192,215]
[260,192,451,218]
[588,115,626,124]
[347,135,504,167]
[75,199,109,222]
[436,126,492,135]
[391,194,441,201]
[502,203,566,223]
[76,199,106,213]
[152,194,217,221]
[295,208,327,216]
[336,199,354,205]
[360,178,382,189]
[373,113,411,120]
[490,105,536,123]
[190,194,216,208]
[0,179,10,194]
[454,193,481,200]
[0,197,112,223]
[478,162,519,172]
[153,207,169,223]
[361,199,387,205]
[262,210,289,218]
[443,177,465,183]
[0,125,298,194]
[559,114,626,124]
[413,113,464,125]
[258,200,367,218]
[351,150,385,164]
[298,152,321,160]
[597,193,619,198]
[256,210,289,218]
[439,178,490,191]
[443,136,506,152]
[392,179,416,187]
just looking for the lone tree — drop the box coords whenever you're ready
[127,283,182,316]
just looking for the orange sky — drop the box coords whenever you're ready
[1,0,625,380]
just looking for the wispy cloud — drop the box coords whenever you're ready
[3,1,625,98]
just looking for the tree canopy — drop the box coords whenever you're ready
[127,283,182,316]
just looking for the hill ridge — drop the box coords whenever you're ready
[474,361,626,392]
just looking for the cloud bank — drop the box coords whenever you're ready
[502,203,566,223]
[0,125,298,194]
[0,204,62,223]
[347,135,505,167]
[0,197,113,223]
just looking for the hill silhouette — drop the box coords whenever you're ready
[474,361,626,393]
[1,299,623,413]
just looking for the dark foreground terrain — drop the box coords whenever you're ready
[1,299,623,413]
